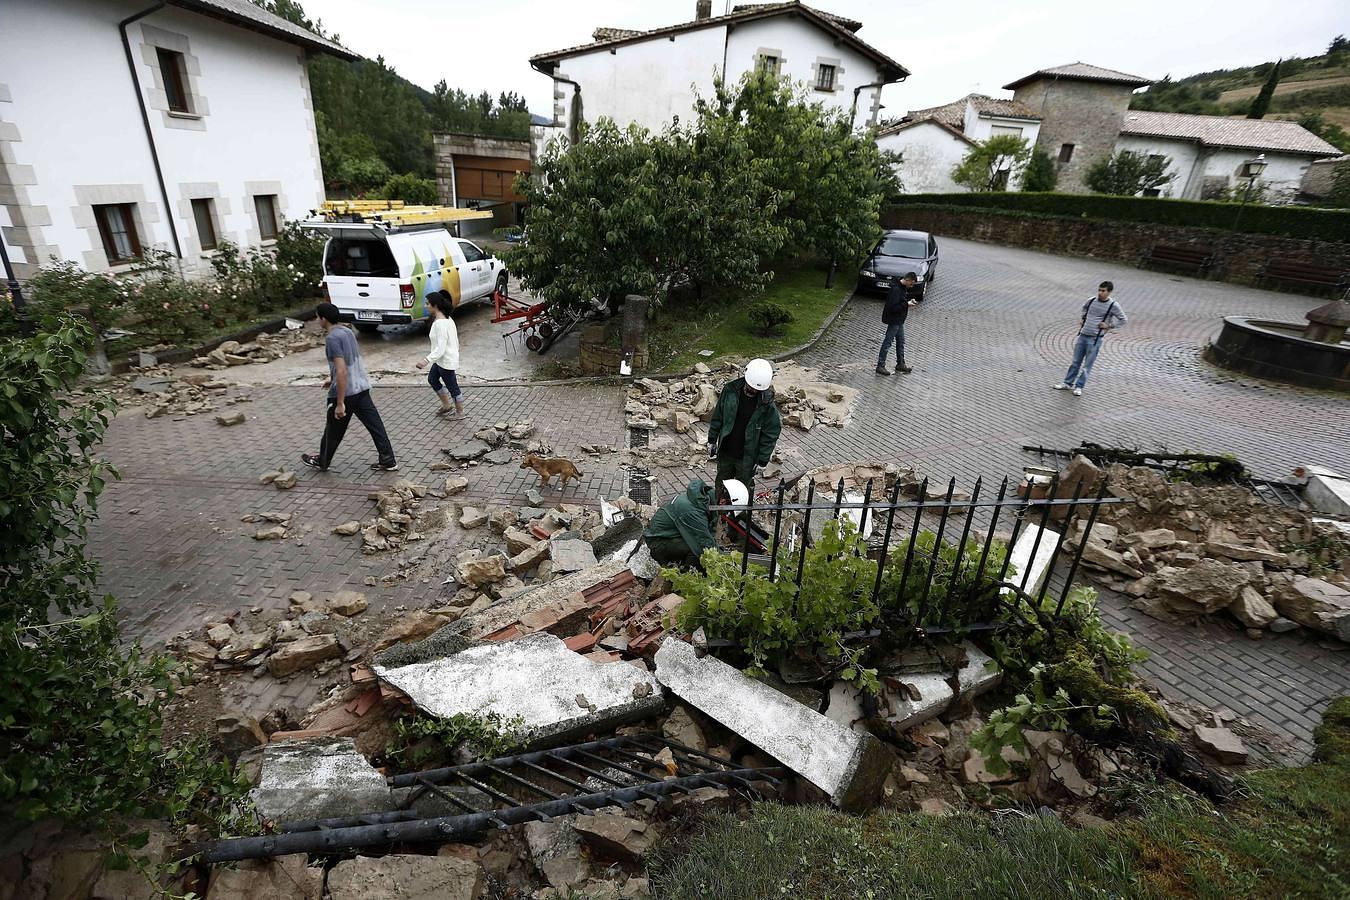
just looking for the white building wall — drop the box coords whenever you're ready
[723,18,885,124]
[876,122,970,194]
[1114,135,1313,203]
[549,16,891,137]
[3,0,324,276]
[553,26,728,136]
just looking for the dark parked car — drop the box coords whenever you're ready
[857,229,939,299]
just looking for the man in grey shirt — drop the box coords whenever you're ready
[302,302,398,472]
[1054,281,1127,396]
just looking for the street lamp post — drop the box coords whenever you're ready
[1232,153,1268,231]
[0,233,33,336]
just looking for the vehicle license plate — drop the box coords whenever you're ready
[355,310,382,321]
[876,280,890,288]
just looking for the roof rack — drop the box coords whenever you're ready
[307,201,494,233]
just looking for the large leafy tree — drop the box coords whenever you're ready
[1085,150,1175,196]
[951,134,1033,192]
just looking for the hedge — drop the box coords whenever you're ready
[886,192,1350,242]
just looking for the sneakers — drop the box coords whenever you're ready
[875,367,891,376]
[370,461,400,472]
[1072,388,1083,396]
[1053,383,1069,390]
[300,453,327,471]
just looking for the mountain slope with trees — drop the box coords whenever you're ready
[255,0,532,194]
[1130,36,1350,151]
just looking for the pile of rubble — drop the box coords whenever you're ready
[1060,457,1350,641]
[624,360,858,434]
[82,366,242,419]
[189,325,325,369]
[444,420,551,465]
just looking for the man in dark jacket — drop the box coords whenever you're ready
[707,358,782,498]
[875,272,919,375]
[644,478,749,570]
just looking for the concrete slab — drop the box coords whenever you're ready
[1305,468,1350,517]
[1007,523,1058,600]
[251,737,391,823]
[375,632,663,746]
[654,637,893,811]
[881,672,954,732]
[955,641,1002,697]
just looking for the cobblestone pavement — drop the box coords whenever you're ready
[89,237,1349,755]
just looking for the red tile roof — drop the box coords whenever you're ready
[1119,111,1340,156]
[1003,62,1151,91]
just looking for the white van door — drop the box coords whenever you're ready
[456,239,492,300]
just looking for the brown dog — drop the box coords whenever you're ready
[520,453,583,493]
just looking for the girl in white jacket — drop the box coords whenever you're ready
[416,291,464,417]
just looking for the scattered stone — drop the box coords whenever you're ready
[488,507,518,534]
[524,820,590,892]
[206,622,238,648]
[328,590,369,617]
[204,857,323,900]
[446,440,492,461]
[917,798,956,816]
[1204,541,1289,565]
[662,704,709,753]
[327,855,484,900]
[1079,542,1145,579]
[483,449,513,466]
[375,611,450,652]
[1122,528,1177,550]
[215,411,246,426]
[444,475,469,495]
[253,525,287,541]
[1273,577,1350,640]
[273,471,298,490]
[1229,585,1278,629]
[333,520,362,536]
[215,713,267,761]
[1193,725,1249,764]
[655,637,893,811]
[550,538,597,574]
[1157,559,1251,615]
[1268,617,1300,633]
[573,812,657,864]
[252,737,392,823]
[458,555,507,588]
[267,634,340,677]
[459,507,488,529]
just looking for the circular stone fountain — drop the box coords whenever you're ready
[1206,298,1350,391]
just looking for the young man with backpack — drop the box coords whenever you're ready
[1054,281,1127,396]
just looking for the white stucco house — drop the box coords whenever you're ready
[1,0,355,279]
[1114,112,1341,202]
[876,94,1043,193]
[527,0,908,152]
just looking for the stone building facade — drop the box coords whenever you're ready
[1006,64,1150,194]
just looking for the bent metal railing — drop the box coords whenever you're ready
[708,473,1126,642]
[193,736,786,862]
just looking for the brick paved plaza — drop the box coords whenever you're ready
[89,237,1349,758]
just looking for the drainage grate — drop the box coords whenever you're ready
[628,467,652,504]
[192,736,786,862]
[628,427,650,449]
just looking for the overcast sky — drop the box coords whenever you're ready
[304,0,1347,117]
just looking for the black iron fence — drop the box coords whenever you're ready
[709,472,1127,642]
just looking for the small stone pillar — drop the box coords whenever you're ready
[1302,299,1350,345]
[621,294,649,372]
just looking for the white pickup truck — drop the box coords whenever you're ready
[307,213,506,331]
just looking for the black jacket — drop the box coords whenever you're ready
[882,282,914,325]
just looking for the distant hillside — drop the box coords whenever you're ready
[1130,36,1350,152]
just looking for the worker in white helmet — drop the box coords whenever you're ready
[644,478,749,570]
[707,358,782,499]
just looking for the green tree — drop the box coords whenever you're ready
[1298,112,1350,153]
[379,172,438,205]
[0,321,247,828]
[1084,150,1175,196]
[951,134,1032,192]
[1021,149,1058,192]
[1247,58,1281,119]
[1328,162,1350,208]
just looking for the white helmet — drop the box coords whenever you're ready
[744,358,773,391]
[721,479,750,508]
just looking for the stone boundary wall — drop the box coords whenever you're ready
[882,205,1350,290]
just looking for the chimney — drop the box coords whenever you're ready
[695,0,712,20]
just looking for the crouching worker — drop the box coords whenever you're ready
[643,478,749,571]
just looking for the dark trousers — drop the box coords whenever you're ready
[646,535,701,570]
[427,364,462,401]
[319,389,395,468]
[877,321,906,368]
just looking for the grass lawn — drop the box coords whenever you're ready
[647,261,859,372]
[649,700,1350,899]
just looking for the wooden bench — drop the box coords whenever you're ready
[1138,243,1216,276]
[1257,258,1349,295]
